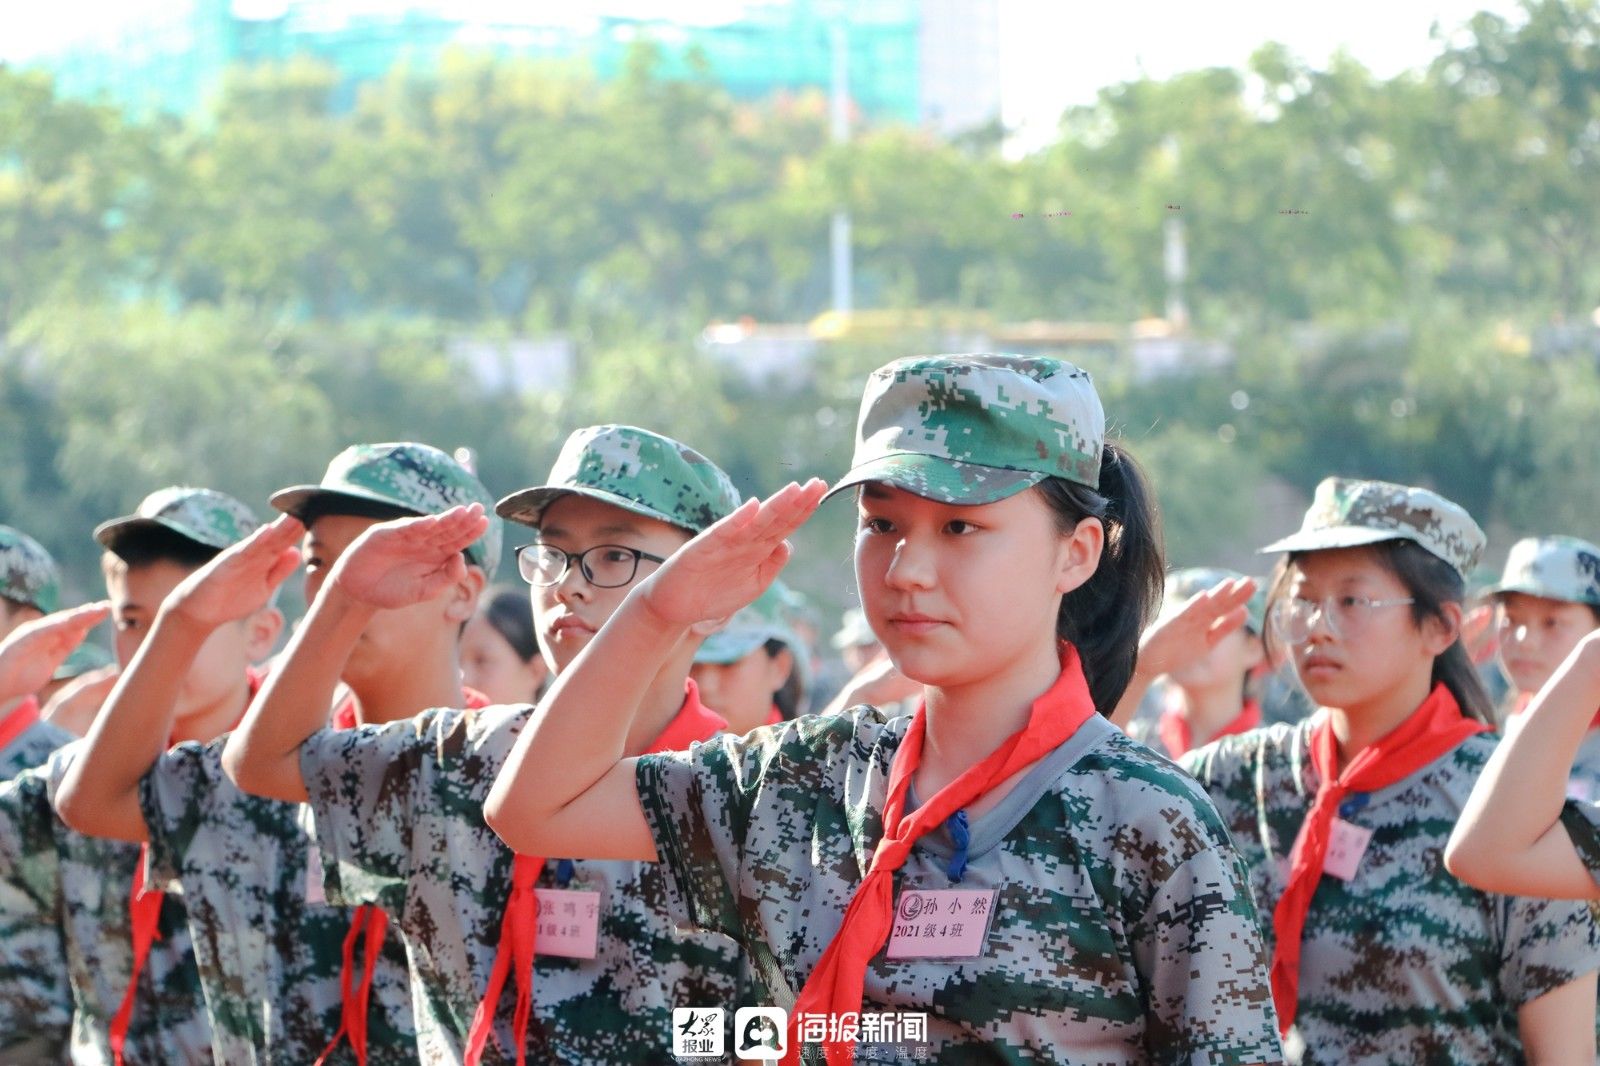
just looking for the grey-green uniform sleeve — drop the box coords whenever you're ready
[634,728,774,943]
[138,742,216,892]
[298,721,428,915]
[1496,883,1600,1007]
[0,768,71,1052]
[1560,800,1600,886]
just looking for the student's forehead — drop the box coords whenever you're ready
[1500,591,1581,615]
[1289,549,1394,586]
[537,496,683,540]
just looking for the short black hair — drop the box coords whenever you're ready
[102,526,222,571]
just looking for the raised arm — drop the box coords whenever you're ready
[484,479,827,861]
[222,504,488,802]
[1109,576,1256,729]
[55,518,299,841]
[0,602,110,707]
[1446,629,1600,899]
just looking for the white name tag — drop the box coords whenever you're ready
[1322,818,1373,881]
[535,889,601,959]
[886,889,998,959]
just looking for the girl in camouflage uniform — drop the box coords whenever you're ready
[1185,477,1600,1064]
[489,354,1284,1064]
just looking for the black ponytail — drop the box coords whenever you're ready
[1036,442,1166,717]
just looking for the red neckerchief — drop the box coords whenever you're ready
[111,669,264,1066]
[765,704,785,727]
[1156,698,1262,759]
[1270,683,1487,1035]
[1509,690,1600,731]
[783,644,1097,1066]
[464,679,727,1066]
[0,696,41,753]
[317,685,493,1065]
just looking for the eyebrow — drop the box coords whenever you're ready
[537,523,645,540]
[859,483,893,501]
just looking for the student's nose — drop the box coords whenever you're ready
[884,536,936,591]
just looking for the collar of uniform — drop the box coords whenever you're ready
[902,713,1118,865]
[646,678,727,755]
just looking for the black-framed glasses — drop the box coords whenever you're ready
[515,543,667,589]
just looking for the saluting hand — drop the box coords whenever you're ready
[638,479,828,629]
[1138,575,1258,679]
[329,504,488,610]
[167,515,304,629]
[0,601,112,703]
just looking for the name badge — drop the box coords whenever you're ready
[305,842,327,906]
[535,888,601,959]
[886,888,998,959]
[1322,818,1373,881]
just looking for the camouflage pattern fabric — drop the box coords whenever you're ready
[695,580,802,666]
[299,703,745,1064]
[0,525,60,614]
[635,709,1284,1064]
[0,762,72,1059]
[0,708,72,780]
[823,354,1105,506]
[272,442,503,576]
[0,743,213,1064]
[1564,729,1600,806]
[495,424,742,535]
[94,487,261,555]
[1486,535,1600,608]
[1184,719,1600,1064]
[138,737,416,1065]
[1260,477,1485,580]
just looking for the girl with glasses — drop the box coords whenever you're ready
[1183,477,1600,1064]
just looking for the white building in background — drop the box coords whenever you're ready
[917,0,1002,135]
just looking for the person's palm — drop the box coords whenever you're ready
[1139,576,1257,678]
[330,506,488,610]
[170,516,303,628]
[0,602,111,701]
[638,481,826,627]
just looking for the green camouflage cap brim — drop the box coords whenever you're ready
[272,442,503,578]
[1259,476,1485,579]
[1160,567,1267,635]
[1484,535,1600,608]
[695,581,801,666]
[0,525,61,614]
[94,487,261,557]
[52,640,114,682]
[823,354,1104,506]
[495,425,741,535]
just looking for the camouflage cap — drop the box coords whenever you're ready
[1160,567,1267,635]
[52,639,115,682]
[272,442,502,577]
[1259,476,1485,579]
[694,581,802,666]
[823,354,1104,506]
[94,487,261,557]
[495,425,741,535]
[0,525,60,614]
[1484,535,1600,608]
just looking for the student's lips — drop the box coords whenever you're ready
[547,616,597,640]
[1300,654,1342,677]
[886,614,948,636]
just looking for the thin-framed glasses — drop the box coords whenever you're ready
[1270,594,1416,644]
[515,543,667,589]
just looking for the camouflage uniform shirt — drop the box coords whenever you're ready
[1564,727,1600,805]
[635,707,1285,1064]
[139,736,416,1065]
[0,741,212,1064]
[300,702,745,1064]
[0,708,70,791]
[1185,719,1600,1064]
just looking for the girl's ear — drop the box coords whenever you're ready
[444,565,487,625]
[1054,516,1104,596]
[1242,633,1267,671]
[1421,600,1463,657]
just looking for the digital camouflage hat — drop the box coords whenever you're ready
[694,580,802,666]
[1484,535,1600,608]
[830,607,877,651]
[823,354,1104,505]
[495,425,742,535]
[271,442,502,577]
[1161,567,1267,635]
[94,487,261,557]
[1259,477,1485,579]
[0,526,60,614]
